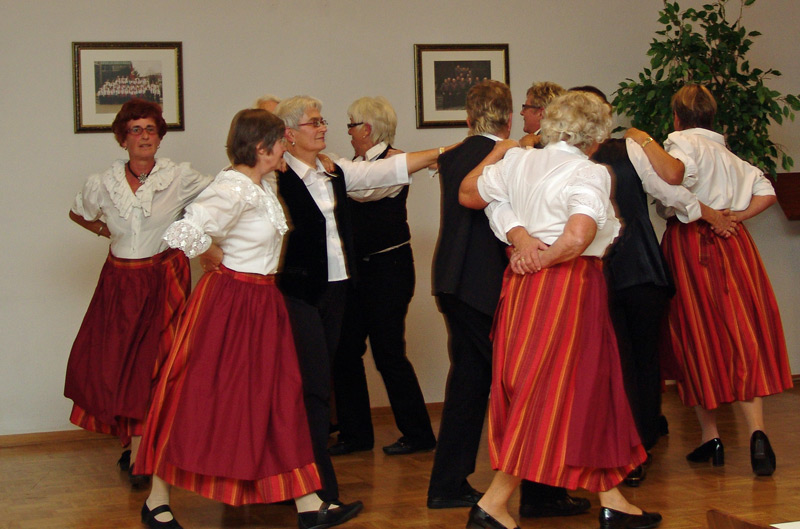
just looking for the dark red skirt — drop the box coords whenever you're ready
[138,266,321,505]
[64,249,190,445]
[489,258,645,492]
[661,219,792,409]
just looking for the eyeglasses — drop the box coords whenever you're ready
[521,104,541,111]
[346,122,364,129]
[127,125,158,136]
[297,118,328,128]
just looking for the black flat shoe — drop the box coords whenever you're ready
[519,493,591,518]
[298,500,363,529]
[129,466,151,488]
[624,465,647,487]
[327,439,373,456]
[382,436,436,456]
[117,449,131,472]
[750,430,776,476]
[141,502,183,529]
[466,505,520,529]
[427,486,483,509]
[599,507,662,529]
[686,438,724,466]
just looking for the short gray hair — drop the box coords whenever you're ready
[539,91,612,151]
[347,96,397,145]
[253,94,281,111]
[275,95,322,130]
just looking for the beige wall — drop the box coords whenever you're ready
[1,0,798,435]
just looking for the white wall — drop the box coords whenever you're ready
[1,0,797,435]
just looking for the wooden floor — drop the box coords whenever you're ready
[2,386,800,529]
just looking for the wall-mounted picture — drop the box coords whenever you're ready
[414,43,509,128]
[72,41,184,133]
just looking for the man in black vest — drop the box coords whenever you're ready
[426,80,591,519]
[330,97,436,457]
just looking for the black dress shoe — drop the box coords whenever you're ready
[297,500,363,529]
[129,466,151,488]
[327,440,373,456]
[141,502,183,529]
[519,493,591,518]
[466,505,520,529]
[750,430,776,476]
[382,436,436,456]
[117,449,131,472]
[686,438,724,466]
[624,465,647,487]
[599,507,662,529]
[427,486,483,509]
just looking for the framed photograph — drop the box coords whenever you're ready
[72,42,184,133]
[414,44,509,129]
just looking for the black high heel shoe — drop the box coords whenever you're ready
[686,438,724,466]
[599,507,662,529]
[750,430,776,476]
[466,505,520,529]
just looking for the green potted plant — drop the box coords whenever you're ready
[613,0,800,179]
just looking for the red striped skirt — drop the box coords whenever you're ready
[138,266,321,505]
[64,248,190,445]
[489,257,645,492]
[661,219,792,409]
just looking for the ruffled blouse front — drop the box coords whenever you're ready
[163,168,288,275]
[71,158,212,258]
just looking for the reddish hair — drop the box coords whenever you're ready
[110,99,168,146]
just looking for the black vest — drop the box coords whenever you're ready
[347,145,411,259]
[276,163,357,304]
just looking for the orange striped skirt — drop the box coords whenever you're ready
[489,257,645,492]
[661,219,792,409]
[138,266,321,505]
[64,248,190,446]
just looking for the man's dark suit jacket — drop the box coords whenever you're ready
[276,164,357,304]
[432,134,508,316]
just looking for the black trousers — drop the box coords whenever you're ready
[428,294,567,502]
[609,283,671,451]
[333,245,435,447]
[284,280,348,503]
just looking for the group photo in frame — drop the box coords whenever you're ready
[414,43,509,128]
[72,41,184,133]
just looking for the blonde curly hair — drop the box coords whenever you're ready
[539,91,612,151]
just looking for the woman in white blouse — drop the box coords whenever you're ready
[626,84,791,477]
[138,109,363,529]
[64,99,212,486]
[458,92,661,529]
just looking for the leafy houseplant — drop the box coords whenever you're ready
[613,0,800,177]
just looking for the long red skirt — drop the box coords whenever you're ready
[661,219,792,409]
[489,257,645,493]
[64,249,190,445]
[138,266,321,506]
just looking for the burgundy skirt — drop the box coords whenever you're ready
[661,219,792,409]
[489,258,645,492]
[64,248,190,445]
[138,266,320,505]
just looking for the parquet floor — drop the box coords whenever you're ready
[2,386,799,529]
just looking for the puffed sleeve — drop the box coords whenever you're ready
[477,148,526,244]
[163,181,246,258]
[664,133,699,188]
[71,173,104,221]
[564,164,611,228]
[176,162,214,202]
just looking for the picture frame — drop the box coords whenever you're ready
[72,41,184,133]
[414,43,509,129]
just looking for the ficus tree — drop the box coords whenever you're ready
[613,0,800,176]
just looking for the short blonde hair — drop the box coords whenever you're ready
[466,80,513,136]
[347,96,397,145]
[254,94,281,111]
[540,91,612,151]
[671,84,717,130]
[275,95,322,130]
[526,81,565,108]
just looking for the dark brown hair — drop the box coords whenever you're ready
[110,98,167,146]
[226,108,285,167]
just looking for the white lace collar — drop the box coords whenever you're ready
[101,158,177,219]
[216,168,288,235]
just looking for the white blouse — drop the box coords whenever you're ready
[163,169,288,276]
[665,128,775,211]
[477,142,620,258]
[71,158,212,259]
